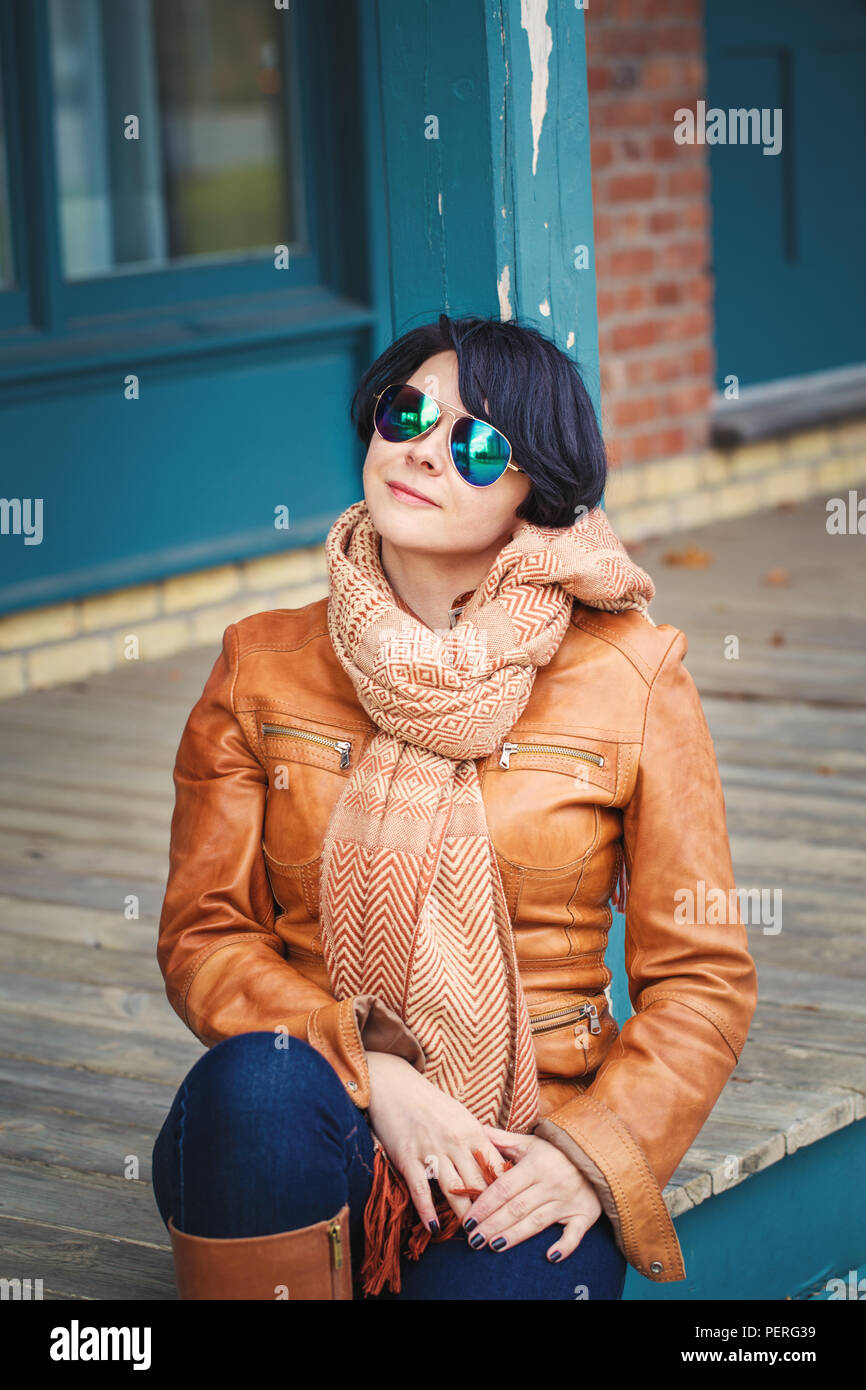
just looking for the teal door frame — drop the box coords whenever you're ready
[371,0,600,415]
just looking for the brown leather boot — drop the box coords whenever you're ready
[167,1202,353,1300]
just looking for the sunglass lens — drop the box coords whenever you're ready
[374,384,438,442]
[450,417,512,486]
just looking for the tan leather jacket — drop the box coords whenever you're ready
[158,595,758,1284]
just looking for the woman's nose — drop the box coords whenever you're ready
[407,412,453,469]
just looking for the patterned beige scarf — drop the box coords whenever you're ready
[319,498,655,1139]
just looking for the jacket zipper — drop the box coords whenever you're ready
[529,1001,602,1035]
[499,741,604,770]
[328,1217,343,1295]
[261,723,352,770]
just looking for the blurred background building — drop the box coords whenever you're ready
[0,0,864,694]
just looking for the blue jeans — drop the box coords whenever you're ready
[151,1031,626,1301]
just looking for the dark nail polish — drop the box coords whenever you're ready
[463,1217,477,1233]
[428,1219,439,1234]
[469,1232,485,1249]
[549,1250,562,1262]
[490,1237,507,1251]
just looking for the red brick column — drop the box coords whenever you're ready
[585,1,714,470]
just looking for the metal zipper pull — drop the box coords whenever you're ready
[580,1003,602,1036]
[328,1218,343,1270]
[499,741,518,769]
[334,740,351,770]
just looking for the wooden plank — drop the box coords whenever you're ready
[0,1157,170,1244]
[708,1078,858,1147]
[735,1038,866,1110]
[0,1159,169,1247]
[0,934,166,992]
[0,897,157,953]
[717,762,864,804]
[722,788,866,846]
[747,933,866,977]
[0,866,165,915]
[744,1001,866,1055]
[0,749,173,797]
[0,804,171,854]
[0,971,193,1039]
[0,1098,158,1180]
[0,1011,202,1083]
[0,778,171,823]
[727,834,863,882]
[751,965,866,1013]
[0,700,188,746]
[0,682,197,723]
[0,1057,176,1128]
[87,651,214,699]
[704,694,866,733]
[0,831,169,883]
[0,1215,175,1300]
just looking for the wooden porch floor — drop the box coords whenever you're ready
[0,495,864,1299]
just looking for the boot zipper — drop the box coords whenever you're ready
[328,1217,343,1296]
[261,724,352,770]
[499,741,604,770]
[529,1001,602,1035]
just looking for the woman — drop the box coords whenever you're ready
[152,312,758,1301]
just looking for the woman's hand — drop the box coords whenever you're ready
[458,1124,603,1262]
[364,1051,512,1231]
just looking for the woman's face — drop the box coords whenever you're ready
[362,350,532,558]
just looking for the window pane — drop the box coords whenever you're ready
[0,52,12,289]
[48,0,300,282]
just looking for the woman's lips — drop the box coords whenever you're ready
[386,481,438,507]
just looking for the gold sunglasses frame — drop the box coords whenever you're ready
[373,382,524,486]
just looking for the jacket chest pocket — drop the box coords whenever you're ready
[482,734,615,872]
[258,718,372,918]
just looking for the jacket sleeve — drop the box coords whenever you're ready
[534,628,758,1281]
[157,624,426,1109]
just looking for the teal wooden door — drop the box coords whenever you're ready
[704,0,866,388]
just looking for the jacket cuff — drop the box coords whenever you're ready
[306,994,426,1110]
[534,1093,686,1282]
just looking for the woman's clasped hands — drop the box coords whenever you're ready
[365,1050,603,1262]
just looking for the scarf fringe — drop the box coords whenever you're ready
[360,1143,512,1297]
[612,850,629,912]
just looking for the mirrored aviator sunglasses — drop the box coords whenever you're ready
[373,382,521,487]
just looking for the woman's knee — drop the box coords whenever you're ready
[155,1031,371,1239]
[179,1030,345,1126]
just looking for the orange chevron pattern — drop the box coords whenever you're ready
[319,500,655,1134]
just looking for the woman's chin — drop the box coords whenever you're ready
[368,503,442,546]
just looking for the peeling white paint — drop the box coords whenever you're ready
[501,207,508,219]
[538,298,551,317]
[498,264,513,320]
[521,0,553,177]
[566,330,575,348]
[438,191,443,216]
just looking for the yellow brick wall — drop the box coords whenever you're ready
[0,546,328,698]
[604,416,866,542]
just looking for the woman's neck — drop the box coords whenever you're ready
[378,534,502,631]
